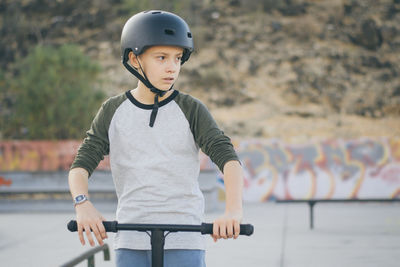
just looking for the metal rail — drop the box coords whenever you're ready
[60,244,110,267]
[276,198,400,229]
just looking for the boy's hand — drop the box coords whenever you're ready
[212,209,243,242]
[75,201,108,247]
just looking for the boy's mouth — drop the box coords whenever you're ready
[162,77,175,83]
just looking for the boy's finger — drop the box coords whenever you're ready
[226,221,234,238]
[233,220,240,239]
[97,220,107,240]
[92,224,104,246]
[84,225,95,247]
[77,223,85,245]
[101,216,108,239]
[219,222,227,239]
[213,222,219,239]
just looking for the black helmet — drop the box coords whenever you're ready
[120,10,194,128]
[121,10,194,65]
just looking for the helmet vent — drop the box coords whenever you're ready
[187,32,192,38]
[164,29,175,35]
[151,11,161,14]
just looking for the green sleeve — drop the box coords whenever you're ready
[175,93,239,173]
[70,93,126,177]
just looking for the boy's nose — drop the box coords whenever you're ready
[166,66,176,74]
[166,59,179,73]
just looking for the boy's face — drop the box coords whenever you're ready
[131,46,184,91]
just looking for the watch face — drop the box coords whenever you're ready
[75,195,86,203]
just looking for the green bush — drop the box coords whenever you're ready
[1,44,105,140]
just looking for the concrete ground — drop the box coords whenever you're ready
[0,200,399,267]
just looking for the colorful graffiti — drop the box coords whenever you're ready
[218,138,400,201]
[1,138,399,201]
[0,176,12,187]
[0,140,110,172]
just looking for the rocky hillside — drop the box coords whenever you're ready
[1,0,399,141]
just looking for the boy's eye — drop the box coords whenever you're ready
[177,56,182,61]
[158,56,165,60]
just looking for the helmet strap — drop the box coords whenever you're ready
[135,55,171,97]
[122,51,173,127]
[149,94,159,127]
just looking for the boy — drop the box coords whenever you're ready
[68,10,244,267]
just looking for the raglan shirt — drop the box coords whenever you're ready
[71,90,239,250]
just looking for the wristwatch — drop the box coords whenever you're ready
[74,194,89,206]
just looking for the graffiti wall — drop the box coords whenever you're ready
[224,138,400,201]
[1,138,399,201]
[0,140,110,172]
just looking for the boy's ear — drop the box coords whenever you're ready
[128,51,139,69]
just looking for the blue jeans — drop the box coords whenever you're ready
[115,249,206,267]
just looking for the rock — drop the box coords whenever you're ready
[361,56,392,68]
[278,4,307,16]
[343,1,358,15]
[349,18,383,50]
[380,25,397,43]
[387,1,400,18]
[229,0,241,7]
[262,0,286,12]
[393,86,400,97]
[271,21,282,32]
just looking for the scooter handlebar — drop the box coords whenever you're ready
[67,220,254,236]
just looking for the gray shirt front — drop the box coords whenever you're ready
[71,90,238,250]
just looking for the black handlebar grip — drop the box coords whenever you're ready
[67,220,119,233]
[240,224,254,236]
[67,220,78,232]
[201,223,254,236]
